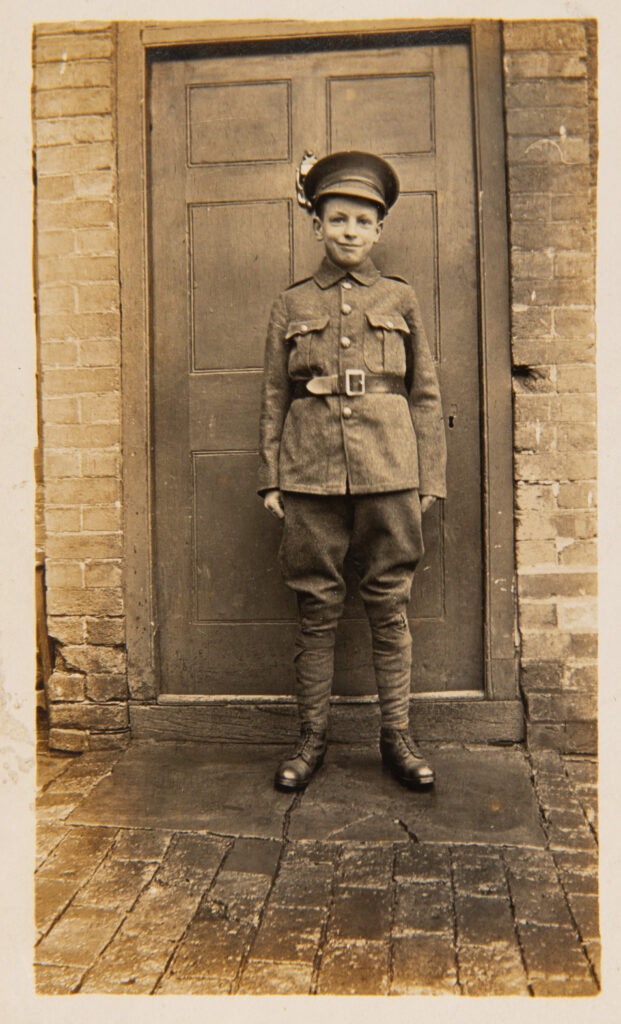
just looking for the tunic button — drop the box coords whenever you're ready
[301,324,308,332]
[342,280,352,289]
[340,336,351,348]
[343,406,353,418]
[386,320,393,329]
[341,303,352,314]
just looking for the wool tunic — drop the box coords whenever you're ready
[258,255,447,498]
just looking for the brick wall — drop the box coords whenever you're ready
[33,23,129,751]
[33,20,598,754]
[503,20,598,754]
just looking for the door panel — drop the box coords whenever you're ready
[149,39,483,695]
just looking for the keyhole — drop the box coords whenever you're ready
[448,415,456,429]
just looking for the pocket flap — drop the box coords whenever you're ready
[285,315,330,340]
[366,311,410,333]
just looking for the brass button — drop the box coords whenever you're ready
[343,406,353,418]
[340,336,351,348]
[301,324,308,332]
[386,319,394,329]
[342,280,352,289]
[341,303,352,314]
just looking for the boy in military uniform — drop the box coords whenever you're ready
[258,151,446,792]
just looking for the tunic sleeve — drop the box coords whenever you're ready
[258,294,290,495]
[404,288,447,498]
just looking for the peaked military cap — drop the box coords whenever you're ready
[299,151,400,214]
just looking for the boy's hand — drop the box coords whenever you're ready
[264,489,285,520]
[420,495,437,514]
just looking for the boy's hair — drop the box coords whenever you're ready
[313,194,385,223]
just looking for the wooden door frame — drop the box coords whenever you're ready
[118,19,521,740]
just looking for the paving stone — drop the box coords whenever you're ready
[518,923,591,981]
[68,741,294,837]
[329,886,391,941]
[222,837,282,875]
[391,933,458,995]
[546,824,597,852]
[80,969,161,994]
[157,973,231,994]
[281,840,341,866]
[36,791,83,822]
[393,880,453,935]
[239,959,314,994]
[122,879,203,941]
[455,894,516,946]
[585,939,601,980]
[317,940,389,995]
[458,943,529,995]
[36,825,118,883]
[34,905,123,968]
[270,860,333,908]
[553,849,598,878]
[250,903,324,962]
[562,759,597,786]
[97,928,176,974]
[508,876,573,928]
[503,846,558,880]
[290,746,545,845]
[566,892,600,941]
[207,871,271,925]
[36,822,67,869]
[452,851,507,895]
[546,808,590,831]
[335,843,394,888]
[73,858,158,911]
[35,964,84,994]
[37,752,74,791]
[530,976,599,996]
[170,912,252,980]
[110,828,173,862]
[394,843,450,880]
[155,833,228,889]
[35,875,80,934]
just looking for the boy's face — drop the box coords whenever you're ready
[312,195,383,270]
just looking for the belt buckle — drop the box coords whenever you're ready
[345,369,365,396]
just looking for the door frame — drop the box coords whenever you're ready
[117,18,520,737]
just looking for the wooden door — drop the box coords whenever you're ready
[149,38,483,696]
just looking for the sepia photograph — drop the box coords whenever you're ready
[9,0,609,1005]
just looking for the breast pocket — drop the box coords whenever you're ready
[364,311,410,375]
[285,316,330,377]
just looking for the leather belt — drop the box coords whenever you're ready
[292,370,407,400]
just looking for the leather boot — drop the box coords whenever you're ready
[380,726,435,789]
[274,726,328,792]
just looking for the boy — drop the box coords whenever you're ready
[258,151,446,792]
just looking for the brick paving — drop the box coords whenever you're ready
[35,732,599,996]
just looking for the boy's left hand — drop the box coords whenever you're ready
[420,495,437,514]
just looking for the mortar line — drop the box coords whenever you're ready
[499,846,534,997]
[151,833,236,995]
[229,836,290,995]
[447,846,464,995]
[387,842,398,995]
[35,825,123,949]
[72,828,179,993]
[309,844,343,995]
[549,850,601,990]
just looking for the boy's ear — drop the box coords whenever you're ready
[375,219,384,239]
[312,213,324,241]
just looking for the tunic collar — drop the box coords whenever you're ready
[313,255,381,289]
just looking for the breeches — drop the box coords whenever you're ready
[279,489,424,729]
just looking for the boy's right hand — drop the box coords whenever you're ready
[264,489,285,520]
